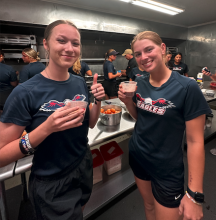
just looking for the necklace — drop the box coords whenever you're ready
[45,68,50,79]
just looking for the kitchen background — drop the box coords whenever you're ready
[0,0,216,80]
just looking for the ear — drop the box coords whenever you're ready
[43,39,49,51]
[161,43,166,55]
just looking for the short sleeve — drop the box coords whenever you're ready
[9,68,17,82]
[130,68,136,81]
[107,62,114,74]
[185,64,189,73]
[0,85,32,126]
[19,66,29,83]
[83,62,90,72]
[184,80,211,121]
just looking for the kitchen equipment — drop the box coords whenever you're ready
[100,105,122,126]
[206,90,215,97]
[100,141,123,175]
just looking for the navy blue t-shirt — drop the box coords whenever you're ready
[0,63,17,91]
[19,62,45,83]
[130,71,211,187]
[172,62,189,75]
[130,67,148,81]
[103,60,116,82]
[68,61,90,77]
[0,74,91,176]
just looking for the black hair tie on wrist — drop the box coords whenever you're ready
[94,98,102,104]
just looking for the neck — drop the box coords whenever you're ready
[174,61,180,65]
[149,63,172,86]
[43,60,69,81]
[108,58,112,62]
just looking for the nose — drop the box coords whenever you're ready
[140,52,148,60]
[65,42,74,52]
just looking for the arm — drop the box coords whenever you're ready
[179,114,205,220]
[0,106,84,168]
[108,72,121,79]
[202,67,216,81]
[121,70,127,76]
[184,73,189,77]
[10,81,18,87]
[89,74,105,128]
[86,70,92,76]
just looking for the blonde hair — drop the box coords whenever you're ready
[22,48,40,61]
[131,31,163,52]
[73,58,82,74]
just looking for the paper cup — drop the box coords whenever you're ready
[121,81,137,97]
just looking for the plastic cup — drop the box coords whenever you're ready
[121,81,137,97]
[67,101,88,113]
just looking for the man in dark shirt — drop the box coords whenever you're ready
[121,49,137,80]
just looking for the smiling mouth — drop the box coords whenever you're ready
[143,60,153,67]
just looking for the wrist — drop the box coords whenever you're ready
[187,186,204,204]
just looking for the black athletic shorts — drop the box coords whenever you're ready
[29,148,93,220]
[102,80,118,97]
[129,153,184,208]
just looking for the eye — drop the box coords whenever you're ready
[135,53,141,58]
[57,39,66,44]
[72,42,80,47]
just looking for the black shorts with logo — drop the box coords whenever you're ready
[29,148,93,220]
[129,153,184,208]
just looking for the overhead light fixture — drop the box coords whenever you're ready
[119,0,184,15]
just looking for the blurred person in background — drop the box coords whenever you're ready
[121,49,137,80]
[103,49,122,100]
[68,58,92,77]
[19,48,45,83]
[165,50,173,70]
[202,67,216,156]
[129,66,148,81]
[0,50,18,111]
[172,52,189,77]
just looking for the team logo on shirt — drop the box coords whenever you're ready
[39,94,86,111]
[173,67,182,71]
[136,93,175,115]
[136,74,142,77]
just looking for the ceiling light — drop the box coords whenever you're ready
[119,0,131,3]
[140,0,183,13]
[119,0,184,16]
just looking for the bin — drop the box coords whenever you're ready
[100,141,123,175]
[91,149,104,184]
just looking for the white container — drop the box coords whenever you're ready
[206,90,215,97]
[100,141,124,175]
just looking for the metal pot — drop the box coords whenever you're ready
[100,105,122,126]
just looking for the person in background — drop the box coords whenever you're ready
[121,49,137,80]
[68,58,92,77]
[165,50,173,70]
[202,67,216,156]
[19,48,45,83]
[119,31,210,220]
[129,66,148,81]
[0,20,105,219]
[103,49,122,100]
[0,50,18,111]
[172,52,189,77]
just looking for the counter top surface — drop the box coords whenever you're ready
[88,98,135,147]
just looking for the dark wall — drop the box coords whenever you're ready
[186,22,216,80]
